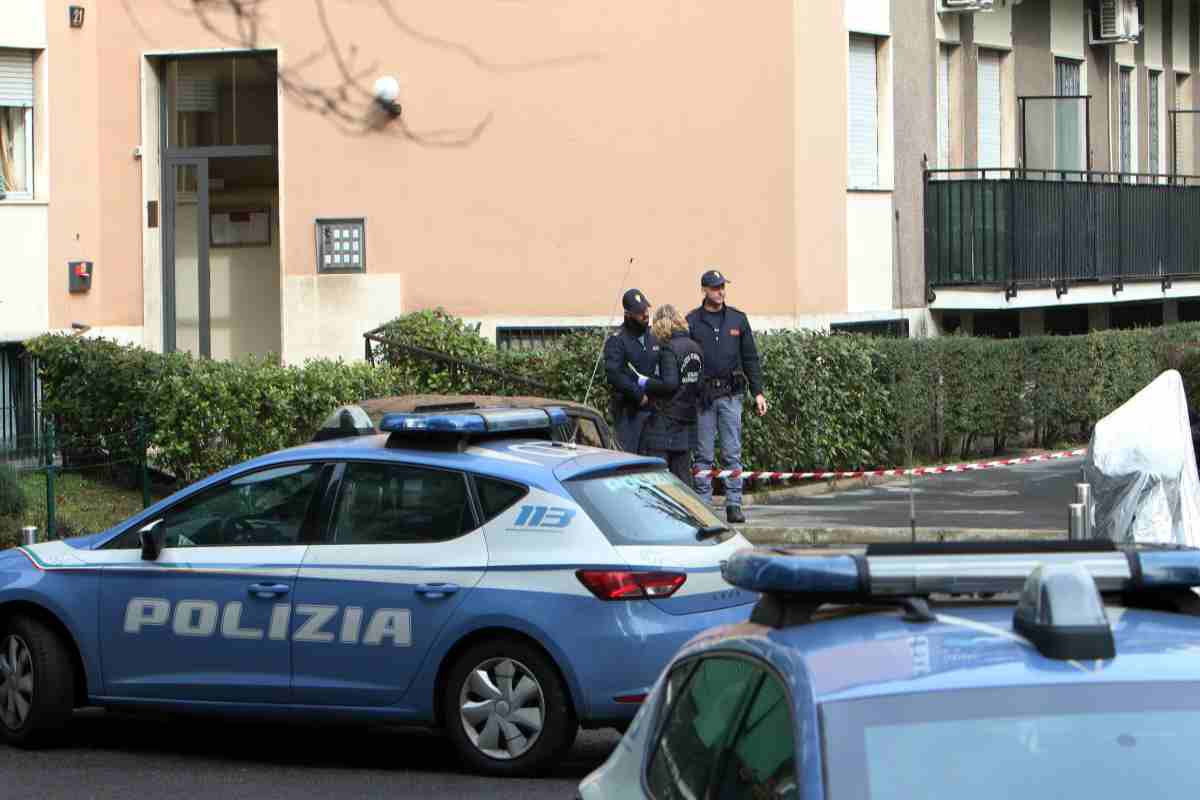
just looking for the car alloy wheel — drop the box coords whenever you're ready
[0,634,34,732]
[458,656,546,760]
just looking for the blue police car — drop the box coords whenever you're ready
[579,540,1200,798]
[0,407,756,776]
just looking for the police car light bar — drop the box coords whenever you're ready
[378,406,568,436]
[722,545,1200,598]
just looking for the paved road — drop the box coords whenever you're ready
[2,709,619,799]
[743,457,1085,533]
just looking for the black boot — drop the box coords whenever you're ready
[726,505,746,524]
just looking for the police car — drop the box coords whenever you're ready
[579,540,1200,798]
[0,407,755,777]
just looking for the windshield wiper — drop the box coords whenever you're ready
[696,524,733,541]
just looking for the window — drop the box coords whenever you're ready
[106,463,326,549]
[1150,70,1162,174]
[977,49,1003,168]
[1054,58,1084,173]
[0,49,34,198]
[165,54,278,148]
[831,318,909,337]
[475,476,528,523]
[495,326,601,351]
[569,416,605,448]
[1120,66,1134,173]
[565,467,732,547]
[711,670,798,799]
[330,462,472,544]
[1177,74,1193,174]
[848,34,880,187]
[646,657,764,799]
[937,45,953,169]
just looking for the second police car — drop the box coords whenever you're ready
[0,406,755,776]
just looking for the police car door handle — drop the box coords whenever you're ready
[247,582,291,599]
[415,582,460,599]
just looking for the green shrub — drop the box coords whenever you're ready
[0,464,26,518]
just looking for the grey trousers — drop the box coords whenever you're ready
[693,394,743,507]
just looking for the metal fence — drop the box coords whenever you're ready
[0,343,45,469]
[925,168,1200,289]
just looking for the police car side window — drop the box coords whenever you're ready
[646,656,762,800]
[330,462,473,544]
[572,418,604,448]
[474,477,529,523]
[711,669,799,799]
[104,462,325,549]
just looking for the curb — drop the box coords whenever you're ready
[738,526,1066,546]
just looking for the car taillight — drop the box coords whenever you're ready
[575,570,687,600]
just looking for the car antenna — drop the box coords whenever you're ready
[582,256,636,409]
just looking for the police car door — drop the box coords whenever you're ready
[291,461,487,706]
[95,462,327,703]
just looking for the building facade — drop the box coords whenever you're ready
[1,0,1199,367]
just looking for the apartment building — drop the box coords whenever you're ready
[2,0,1198,388]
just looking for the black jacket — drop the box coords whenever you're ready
[686,304,764,396]
[603,321,660,417]
[644,331,704,424]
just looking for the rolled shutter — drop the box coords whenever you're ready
[938,47,951,168]
[848,35,879,187]
[977,50,1002,168]
[0,49,34,108]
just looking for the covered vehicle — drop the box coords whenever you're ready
[313,394,616,450]
[1085,369,1200,545]
[580,540,1200,799]
[0,406,754,777]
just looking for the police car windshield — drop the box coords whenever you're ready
[565,467,731,546]
[822,682,1200,800]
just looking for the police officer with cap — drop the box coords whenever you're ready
[687,268,767,523]
[604,288,660,452]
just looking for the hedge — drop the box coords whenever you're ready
[25,316,1200,485]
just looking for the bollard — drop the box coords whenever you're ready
[21,526,37,546]
[1068,503,1086,541]
[1074,483,1093,539]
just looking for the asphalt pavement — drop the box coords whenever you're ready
[739,456,1085,540]
[1,709,619,799]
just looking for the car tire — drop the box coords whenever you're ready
[441,637,577,777]
[0,616,75,748]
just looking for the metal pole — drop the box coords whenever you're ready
[1074,483,1093,539]
[139,417,150,509]
[21,526,36,546]
[1068,503,1086,541]
[45,421,55,540]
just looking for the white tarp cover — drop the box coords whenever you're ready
[1084,369,1200,546]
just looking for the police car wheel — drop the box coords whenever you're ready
[442,638,577,777]
[0,616,75,748]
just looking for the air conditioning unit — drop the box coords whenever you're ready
[936,0,995,12]
[1089,0,1141,44]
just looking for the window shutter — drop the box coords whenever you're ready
[977,50,1002,168]
[1120,67,1132,172]
[0,49,34,108]
[176,77,218,112]
[938,47,951,169]
[848,35,879,187]
[1149,71,1160,174]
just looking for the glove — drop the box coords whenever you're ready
[628,361,649,389]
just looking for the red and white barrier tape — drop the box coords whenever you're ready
[693,447,1088,482]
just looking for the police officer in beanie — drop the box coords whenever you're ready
[638,304,704,483]
[687,269,767,523]
[604,288,660,452]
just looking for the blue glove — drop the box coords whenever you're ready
[637,375,648,389]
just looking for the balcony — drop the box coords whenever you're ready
[924,168,1200,294]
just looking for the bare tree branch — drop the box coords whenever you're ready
[120,0,600,145]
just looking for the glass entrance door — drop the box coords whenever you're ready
[164,160,210,357]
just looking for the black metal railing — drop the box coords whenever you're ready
[925,168,1200,289]
[0,343,45,469]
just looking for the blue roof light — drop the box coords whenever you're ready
[722,545,1200,597]
[378,406,568,436]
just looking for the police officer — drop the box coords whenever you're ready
[604,288,660,452]
[638,304,704,483]
[687,269,767,523]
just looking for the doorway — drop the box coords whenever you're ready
[161,53,280,359]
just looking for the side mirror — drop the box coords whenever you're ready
[139,519,165,561]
